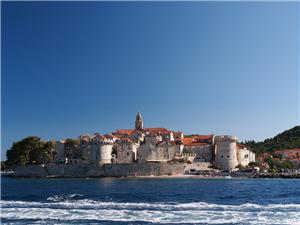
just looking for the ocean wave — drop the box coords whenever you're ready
[1,199,300,224]
[46,193,84,202]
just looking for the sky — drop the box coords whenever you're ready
[1,2,299,159]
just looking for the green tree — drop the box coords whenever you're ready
[64,138,81,159]
[1,161,8,171]
[6,136,52,169]
[235,164,244,170]
[248,162,259,167]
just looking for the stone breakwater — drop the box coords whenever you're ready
[12,163,185,178]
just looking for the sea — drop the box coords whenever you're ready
[1,176,300,225]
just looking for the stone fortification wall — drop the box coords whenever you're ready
[13,163,185,178]
[185,145,213,162]
[184,162,212,171]
[103,163,184,177]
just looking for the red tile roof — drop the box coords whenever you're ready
[120,137,134,143]
[144,128,173,136]
[237,143,249,149]
[114,129,135,135]
[92,133,106,140]
[104,134,116,139]
[194,135,213,140]
[182,137,210,146]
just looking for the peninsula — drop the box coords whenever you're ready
[4,112,263,178]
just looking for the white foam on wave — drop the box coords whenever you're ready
[46,193,84,202]
[1,200,300,224]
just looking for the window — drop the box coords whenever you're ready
[227,155,229,158]
[127,152,130,156]
[221,155,223,158]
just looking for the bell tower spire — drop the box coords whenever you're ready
[135,112,144,130]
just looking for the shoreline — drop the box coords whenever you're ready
[2,173,300,179]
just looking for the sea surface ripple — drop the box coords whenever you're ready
[1,177,300,224]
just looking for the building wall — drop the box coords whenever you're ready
[175,144,184,155]
[185,145,213,162]
[82,144,97,164]
[238,148,250,167]
[116,142,138,163]
[53,141,65,161]
[249,151,256,163]
[138,143,158,163]
[214,136,239,171]
[138,142,178,163]
[237,148,256,167]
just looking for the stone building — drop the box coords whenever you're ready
[182,135,214,162]
[115,138,138,163]
[52,140,65,162]
[236,144,256,167]
[50,112,255,171]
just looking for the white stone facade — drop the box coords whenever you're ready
[214,135,239,171]
[237,147,256,167]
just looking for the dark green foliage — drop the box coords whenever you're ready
[242,126,300,155]
[6,136,53,169]
[248,162,259,167]
[64,138,81,159]
[1,161,8,171]
[264,157,296,170]
[235,164,244,170]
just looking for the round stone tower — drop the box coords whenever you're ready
[91,136,114,165]
[98,141,113,165]
[214,135,238,171]
[135,112,144,130]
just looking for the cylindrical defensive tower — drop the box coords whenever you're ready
[214,135,238,171]
[98,143,113,165]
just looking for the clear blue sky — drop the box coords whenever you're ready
[2,2,299,159]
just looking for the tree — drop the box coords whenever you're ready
[6,136,52,169]
[235,164,244,170]
[1,161,8,171]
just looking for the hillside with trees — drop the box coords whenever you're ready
[243,125,300,155]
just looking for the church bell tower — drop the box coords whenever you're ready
[135,112,144,130]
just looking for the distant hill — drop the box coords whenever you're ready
[243,126,300,155]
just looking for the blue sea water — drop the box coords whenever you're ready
[1,177,300,224]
